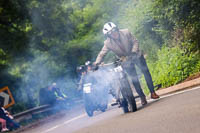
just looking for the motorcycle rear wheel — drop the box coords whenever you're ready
[85,104,94,117]
[100,104,107,112]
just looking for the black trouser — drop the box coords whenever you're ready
[123,54,155,98]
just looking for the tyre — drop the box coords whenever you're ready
[100,104,107,112]
[126,88,137,112]
[84,95,94,117]
[85,104,94,117]
[121,98,129,113]
[120,80,137,113]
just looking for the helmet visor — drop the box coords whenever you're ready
[107,28,118,35]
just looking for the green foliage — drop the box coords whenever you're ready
[149,46,200,88]
[150,0,200,51]
[1,0,125,112]
[0,0,200,113]
[0,48,7,65]
[117,0,200,93]
[118,0,163,61]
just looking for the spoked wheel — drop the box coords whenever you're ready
[121,98,129,113]
[120,86,137,113]
[126,88,137,112]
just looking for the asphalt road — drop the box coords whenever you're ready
[21,86,200,133]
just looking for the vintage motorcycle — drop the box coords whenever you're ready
[83,70,108,117]
[102,59,137,113]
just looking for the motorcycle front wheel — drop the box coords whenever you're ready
[121,86,137,113]
[85,104,94,117]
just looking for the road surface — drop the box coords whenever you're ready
[21,86,200,133]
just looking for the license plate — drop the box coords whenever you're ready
[83,83,92,93]
[114,66,123,72]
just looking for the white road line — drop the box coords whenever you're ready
[42,125,59,133]
[42,114,86,133]
[161,85,200,98]
[148,86,200,103]
[63,114,86,124]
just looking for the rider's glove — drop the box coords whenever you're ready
[92,63,99,71]
[128,51,143,60]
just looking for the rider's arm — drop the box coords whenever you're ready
[95,43,110,65]
[127,30,139,53]
[77,75,84,91]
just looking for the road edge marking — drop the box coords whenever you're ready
[42,114,86,133]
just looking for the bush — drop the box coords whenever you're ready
[148,46,200,88]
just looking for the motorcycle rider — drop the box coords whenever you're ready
[51,83,67,100]
[85,61,93,72]
[77,65,87,91]
[77,63,96,91]
[94,22,159,105]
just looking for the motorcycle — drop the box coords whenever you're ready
[83,71,108,117]
[102,59,137,113]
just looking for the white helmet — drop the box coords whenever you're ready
[102,22,117,35]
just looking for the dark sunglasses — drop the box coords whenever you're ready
[107,28,118,35]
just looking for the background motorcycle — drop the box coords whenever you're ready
[83,71,108,117]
